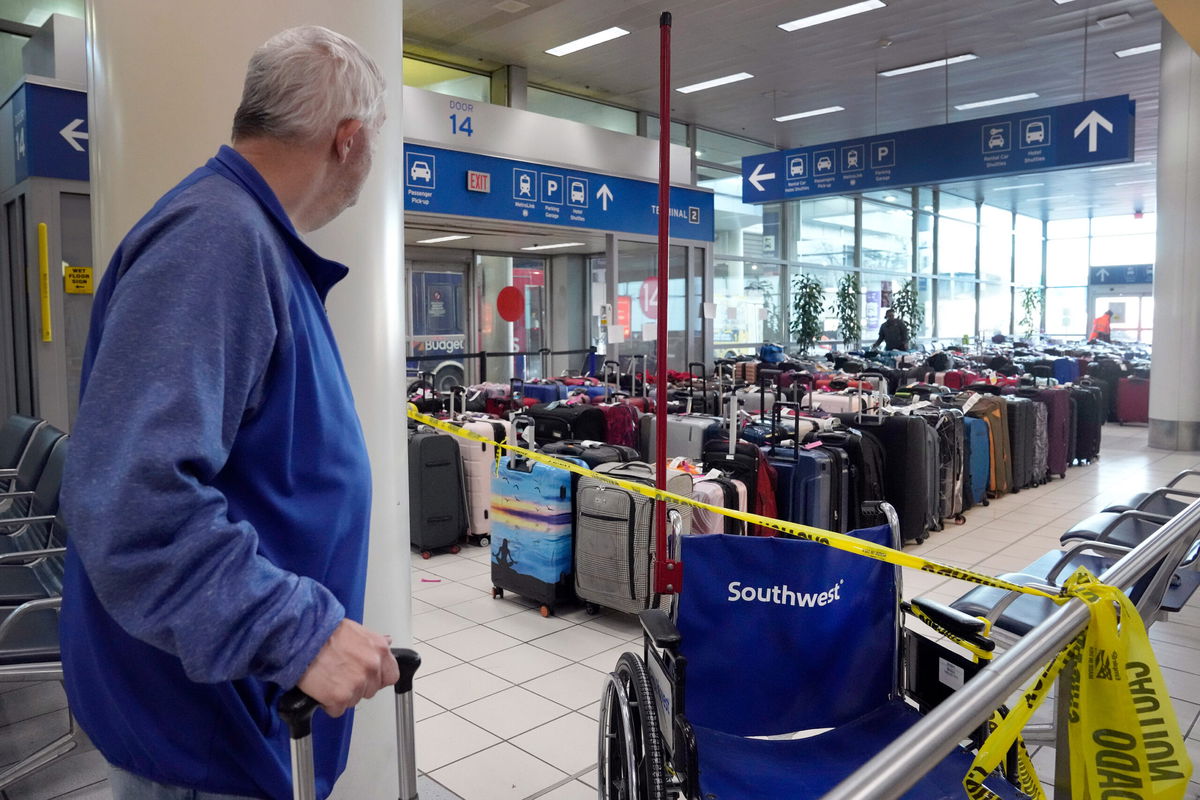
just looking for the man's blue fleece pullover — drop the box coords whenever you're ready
[59,146,372,800]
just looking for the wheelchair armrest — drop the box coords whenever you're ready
[905,599,995,656]
[0,468,16,479]
[0,490,34,500]
[639,609,681,649]
[0,515,55,530]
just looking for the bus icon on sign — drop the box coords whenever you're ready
[568,178,588,207]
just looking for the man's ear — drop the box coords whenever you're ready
[333,118,365,163]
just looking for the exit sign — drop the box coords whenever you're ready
[467,170,491,193]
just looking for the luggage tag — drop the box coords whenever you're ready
[961,393,982,413]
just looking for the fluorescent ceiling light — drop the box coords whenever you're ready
[955,92,1039,110]
[1114,179,1154,186]
[545,26,629,57]
[1096,12,1132,28]
[992,183,1045,191]
[774,105,845,122]
[1025,195,1073,201]
[676,72,754,94]
[778,0,885,32]
[1053,0,1078,4]
[416,234,471,244]
[1115,43,1161,58]
[879,53,977,77]
[521,242,587,251]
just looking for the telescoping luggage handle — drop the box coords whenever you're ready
[278,647,421,800]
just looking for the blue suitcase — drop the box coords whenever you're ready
[522,381,568,404]
[764,402,833,530]
[490,443,585,616]
[1052,357,1079,386]
[962,416,991,508]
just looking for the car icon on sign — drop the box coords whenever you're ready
[410,160,432,181]
[987,128,1006,149]
[817,156,833,172]
[519,173,532,196]
[1025,121,1045,144]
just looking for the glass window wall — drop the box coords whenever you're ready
[714,260,786,355]
[938,216,977,279]
[616,242,688,364]
[1014,214,1043,285]
[699,166,780,259]
[789,197,856,267]
[527,87,637,134]
[980,205,1013,282]
[695,128,774,168]
[861,202,913,274]
[916,213,934,274]
[979,283,1013,337]
[645,116,690,146]
[1045,287,1088,337]
[403,58,491,102]
[937,278,976,340]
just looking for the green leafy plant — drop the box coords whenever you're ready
[834,272,861,349]
[891,278,925,338]
[1020,287,1043,341]
[790,272,825,354]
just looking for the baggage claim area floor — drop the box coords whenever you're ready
[7,425,1197,799]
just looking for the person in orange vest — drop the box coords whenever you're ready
[1090,309,1114,343]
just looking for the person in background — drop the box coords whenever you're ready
[1090,309,1114,343]
[60,26,396,800]
[872,308,910,351]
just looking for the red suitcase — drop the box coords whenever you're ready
[1116,376,1150,424]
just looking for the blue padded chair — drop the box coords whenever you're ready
[599,526,1026,800]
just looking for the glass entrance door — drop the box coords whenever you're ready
[475,254,548,381]
[407,260,470,391]
[1093,294,1153,344]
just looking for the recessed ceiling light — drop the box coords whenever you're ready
[545,27,630,57]
[521,242,587,251]
[955,92,1039,111]
[878,53,977,77]
[992,183,1045,191]
[1115,43,1161,58]
[676,72,754,94]
[494,0,529,12]
[1096,12,1132,28]
[778,0,885,32]
[883,194,898,201]
[416,234,471,244]
[774,105,845,122]
[1090,161,1150,172]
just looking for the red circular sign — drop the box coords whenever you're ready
[639,279,659,320]
[496,286,525,322]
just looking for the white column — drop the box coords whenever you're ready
[85,2,409,795]
[1149,20,1200,450]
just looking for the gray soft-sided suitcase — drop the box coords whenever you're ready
[638,413,722,462]
[574,461,692,614]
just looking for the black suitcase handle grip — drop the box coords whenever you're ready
[279,647,422,741]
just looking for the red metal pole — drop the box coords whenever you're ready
[652,11,678,595]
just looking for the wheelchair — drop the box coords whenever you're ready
[598,509,1030,800]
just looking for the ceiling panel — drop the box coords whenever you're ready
[405,0,1167,219]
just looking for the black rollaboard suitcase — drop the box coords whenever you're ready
[1004,397,1036,491]
[836,413,935,543]
[408,428,467,557]
[527,402,607,445]
[542,440,639,467]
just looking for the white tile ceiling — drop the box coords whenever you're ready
[404,0,1166,220]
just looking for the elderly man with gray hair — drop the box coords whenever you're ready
[60,26,395,799]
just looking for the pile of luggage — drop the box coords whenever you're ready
[405,346,1114,619]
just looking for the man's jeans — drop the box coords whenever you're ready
[109,766,262,800]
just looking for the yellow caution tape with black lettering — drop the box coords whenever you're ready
[408,408,1194,798]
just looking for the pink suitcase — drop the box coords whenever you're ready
[446,410,510,546]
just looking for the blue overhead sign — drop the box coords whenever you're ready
[742,95,1135,203]
[1090,264,1152,285]
[404,144,714,241]
[9,82,89,183]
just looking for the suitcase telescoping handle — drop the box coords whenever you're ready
[603,360,621,402]
[278,647,422,800]
[771,400,805,460]
[539,348,552,380]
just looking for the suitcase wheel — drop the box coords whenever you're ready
[477,536,490,547]
[539,604,553,618]
[421,551,432,560]
[492,587,504,599]
[584,603,600,616]
[981,499,990,507]
[450,544,462,555]
[953,515,966,526]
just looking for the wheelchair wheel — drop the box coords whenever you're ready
[598,652,666,800]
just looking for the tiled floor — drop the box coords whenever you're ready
[3,422,1199,799]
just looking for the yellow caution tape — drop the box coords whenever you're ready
[409,408,1193,798]
[908,602,995,663]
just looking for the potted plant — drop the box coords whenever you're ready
[1019,286,1043,342]
[790,272,825,355]
[834,272,861,350]
[891,278,925,341]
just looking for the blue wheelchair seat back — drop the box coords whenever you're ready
[677,526,897,736]
[670,528,1028,800]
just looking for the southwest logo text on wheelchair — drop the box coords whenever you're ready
[727,579,844,607]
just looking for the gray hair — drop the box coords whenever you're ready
[232,25,385,143]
